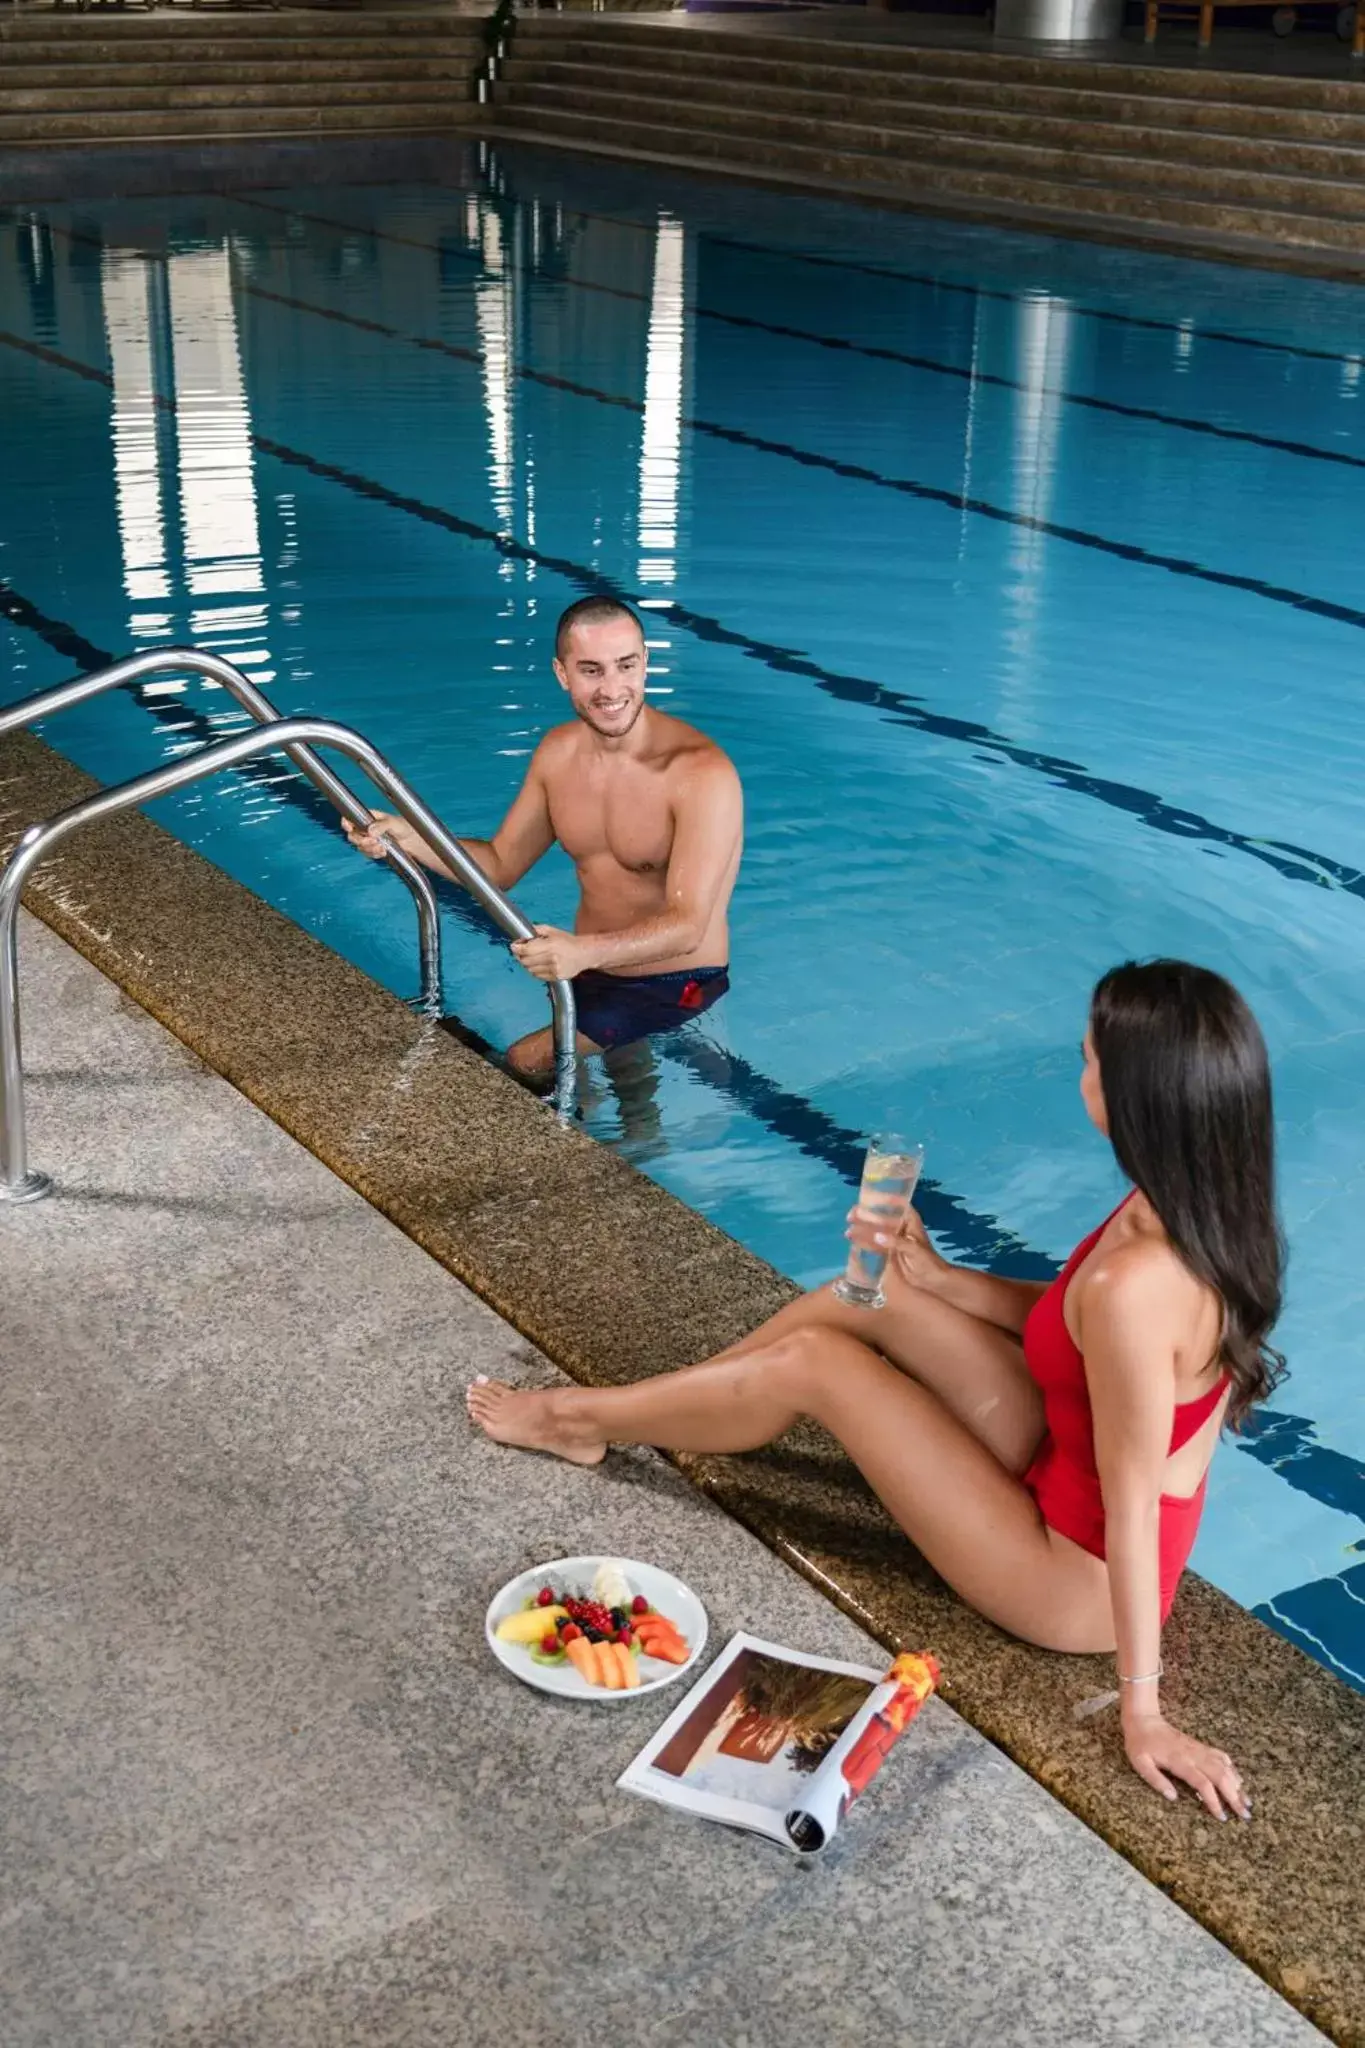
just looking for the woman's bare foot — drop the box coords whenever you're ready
[465,1377,607,1467]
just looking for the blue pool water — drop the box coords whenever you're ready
[3,143,1364,1691]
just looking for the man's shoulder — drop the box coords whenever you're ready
[649,711,739,785]
[532,722,583,768]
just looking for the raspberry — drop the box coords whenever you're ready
[540,1634,560,1655]
[631,1596,649,1616]
[561,1623,582,1643]
[536,1587,556,1607]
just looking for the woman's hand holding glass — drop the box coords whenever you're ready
[844,1198,948,1298]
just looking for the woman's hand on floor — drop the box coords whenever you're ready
[1122,1712,1251,1819]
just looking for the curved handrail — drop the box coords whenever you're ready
[0,716,578,1200]
[0,647,445,1015]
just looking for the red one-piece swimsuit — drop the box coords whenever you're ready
[1021,1203,1229,1622]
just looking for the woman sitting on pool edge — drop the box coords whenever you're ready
[469,959,1283,1820]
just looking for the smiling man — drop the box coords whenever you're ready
[345,596,743,1080]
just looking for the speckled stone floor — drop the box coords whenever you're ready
[0,912,1327,2048]
[2,729,1362,2043]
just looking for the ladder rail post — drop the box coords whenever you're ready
[0,868,49,1202]
[0,715,578,1200]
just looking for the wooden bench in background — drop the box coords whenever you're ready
[1144,0,1364,58]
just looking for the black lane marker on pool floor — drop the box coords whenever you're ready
[223,252,1365,639]
[235,193,1365,478]
[240,274,1365,654]
[4,316,1363,912]
[443,162,1365,374]
[0,574,1045,1274]
[235,263,1365,652]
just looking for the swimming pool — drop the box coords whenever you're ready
[3,142,1363,1693]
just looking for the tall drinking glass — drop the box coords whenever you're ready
[833,1135,925,1310]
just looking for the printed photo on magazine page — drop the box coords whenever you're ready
[617,1633,939,1854]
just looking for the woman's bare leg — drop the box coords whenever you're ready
[466,1326,1111,1652]
[692,1264,1045,1474]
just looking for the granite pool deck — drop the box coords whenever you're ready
[2,725,1363,2043]
[0,913,1329,2048]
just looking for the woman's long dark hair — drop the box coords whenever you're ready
[1089,960,1285,1428]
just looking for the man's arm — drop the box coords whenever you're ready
[512,754,743,981]
[343,742,556,892]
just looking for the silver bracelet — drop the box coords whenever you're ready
[1117,1664,1163,1686]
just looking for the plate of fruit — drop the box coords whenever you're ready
[486,1555,706,1700]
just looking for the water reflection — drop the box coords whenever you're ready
[169,246,270,678]
[638,216,688,592]
[99,235,271,688]
[102,249,172,639]
[1000,291,1074,721]
[15,217,57,341]
[474,206,519,547]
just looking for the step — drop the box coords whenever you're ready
[483,104,1365,252]
[501,52,1365,156]
[499,78,1365,214]
[0,76,471,115]
[0,30,479,63]
[0,41,478,78]
[513,17,1365,114]
[0,54,477,90]
[0,9,477,39]
[502,49,1365,145]
[0,99,471,144]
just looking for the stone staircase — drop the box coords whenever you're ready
[486,14,1365,262]
[0,8,482,147]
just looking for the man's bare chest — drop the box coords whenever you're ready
[549,779,674,876]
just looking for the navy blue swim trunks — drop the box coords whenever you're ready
[572,966,729,1050]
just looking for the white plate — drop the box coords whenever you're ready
[485,1555,707,1701]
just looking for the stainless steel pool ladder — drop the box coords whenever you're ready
[0,647,449,1003]
[0,688,579,1201]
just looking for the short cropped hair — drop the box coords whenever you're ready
[555,596,645,662]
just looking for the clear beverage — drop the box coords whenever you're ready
[832,1135,925,1310]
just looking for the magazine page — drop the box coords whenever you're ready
[617,1633,884,1848]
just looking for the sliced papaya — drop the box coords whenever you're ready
[565,1636,597,1682]
[605,1638,634,1687]
[636,1608,685,1636]
[637,1630,689,1665]
[636,1619,687,1654]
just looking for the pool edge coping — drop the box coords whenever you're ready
[3,726,1360,2046]
[478,123,1365,288]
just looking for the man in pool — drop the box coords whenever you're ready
[344,596,743,1081]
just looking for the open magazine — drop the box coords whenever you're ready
[618,1633,940,1854]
